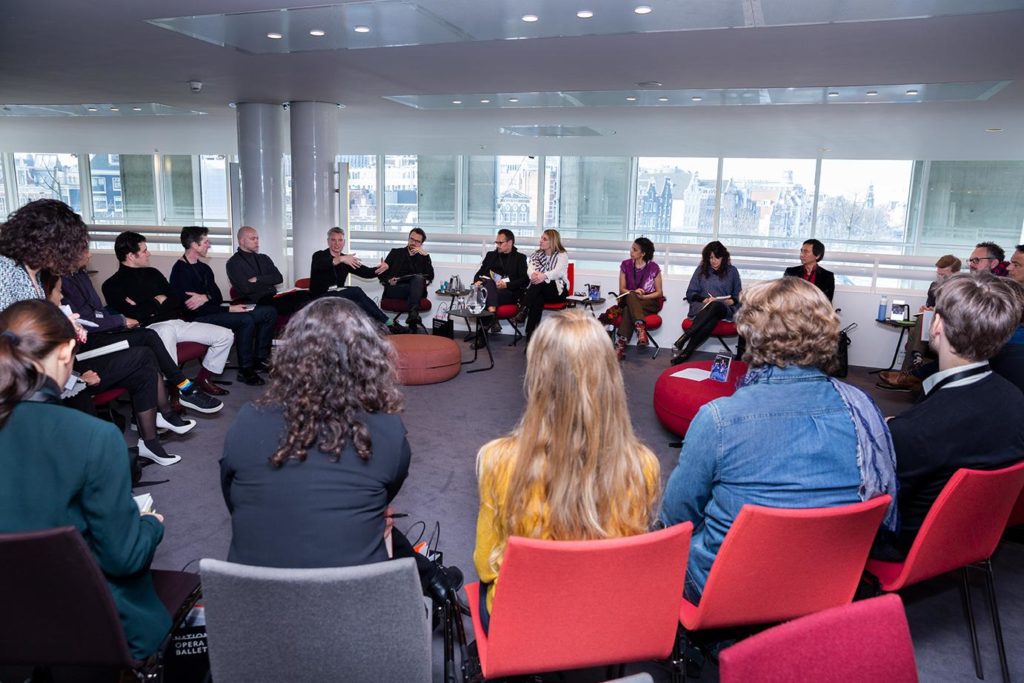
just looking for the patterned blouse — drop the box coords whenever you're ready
[0,255,45,312]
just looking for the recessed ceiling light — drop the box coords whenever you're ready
[86,107,98,112]
[866,90,878,96]
[452,100,463,105]
[905,89,919,96]
[820,147,831,153]
[309,29,326,37]
[508,97,519,103]
[634,5,653,14]
[353,25,370,33]
[827,91,839,98]
[691,96,702,102]
[626,96,637,102]
[521,14,539,22]
[480,99,491,104]
[132,107,142,112]
[110,107,119,112]
[658,97,669,102]
[267,32,283,39]
[986,128,1004,133]
[576,10,594,18]
[636,81,662,88]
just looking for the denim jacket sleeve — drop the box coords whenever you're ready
[660,403,719,528]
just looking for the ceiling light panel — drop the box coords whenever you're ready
[499,124,616,137]
[0,103,206,117]
[384,81,1011,110]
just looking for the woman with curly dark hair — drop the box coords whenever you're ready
[671,240,743,364]
[220,297,422,568]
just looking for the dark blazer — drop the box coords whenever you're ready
[226,250,284,303]
[784,264,835,302]
[473,248,529,292]
[0,385,169,659]
[309,249,381,299]
[381,247,434,285]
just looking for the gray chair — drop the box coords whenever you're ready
[200,557,431,683]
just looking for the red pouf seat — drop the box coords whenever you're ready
[388,334,461,385]
[653,360,748,437]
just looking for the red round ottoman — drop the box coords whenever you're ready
[388,335,461,385]
[653,360,748,437]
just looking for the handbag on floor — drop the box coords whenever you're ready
[432,303,454,338]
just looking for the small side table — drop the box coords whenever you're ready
[566,295,606,317]
[435,288,473,339]
[872,318,917,373]
[448,308,495,373]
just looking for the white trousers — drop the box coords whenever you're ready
[148,319,234,375]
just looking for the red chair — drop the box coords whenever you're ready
[542,262,574,311]
[679,497,891,633]
[175,341,207,369]
[92,387,129,432]
[381,297,433,331]
[465,523,692,680]
[604,295,665,359]
[494,303,524,345]
[294,277,311,289]
[718,594,918,683]
[1007,489,1024,528]
[681,317,738,355]
[865,462,1024,682]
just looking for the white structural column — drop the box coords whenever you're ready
[236,103,288,279]
[289,101,340,279]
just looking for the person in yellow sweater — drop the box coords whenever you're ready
[473,310,661,631]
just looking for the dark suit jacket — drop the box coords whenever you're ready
[309,249,381,298]
[473,248,529,292]
[784,264,835,302]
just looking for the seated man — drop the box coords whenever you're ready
[873,272,1024,560]
[990,246,1024,392]
[169,226,276,386]
[103,231,236,398]
[472,228,528,335]
[308,227,390,327]
[783,238,835,302]
[226,225,309,316]
[381,228,434,329]
[62,249,222,414]
[878,254,961,391]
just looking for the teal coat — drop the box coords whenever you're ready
[0,396,169,660]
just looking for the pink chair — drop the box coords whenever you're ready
[865,462,1024,682]
[465,524,692,680]
[679,496,892,634]
[718,594,918,683]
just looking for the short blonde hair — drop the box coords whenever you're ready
[736,277,840,371]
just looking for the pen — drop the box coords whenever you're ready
[386,513,409,519]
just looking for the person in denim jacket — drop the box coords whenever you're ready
[661,277,897,602]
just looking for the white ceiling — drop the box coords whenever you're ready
[1,0,1023,159]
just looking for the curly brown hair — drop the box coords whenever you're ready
[256,297,404,467]
[736,277,840,372]
[0,199,89,275]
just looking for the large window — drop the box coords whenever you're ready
[341,154,377,227]
[383,155,456,229]
[160,154,229,227]
[817,160,912,252]
[718,158,816,246]
[545,156,628,238]
[635,157,718,241]
[89,154,156,224]
[465,155,538,231]
[13,153,82,212]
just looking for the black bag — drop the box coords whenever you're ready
[834,322,856,378]
[432,304,454,338]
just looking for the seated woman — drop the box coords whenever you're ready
[660,277,897,603]
[671,240,742,365]
[614,237,664,361]
[0,300,170,660]
[514,229,570,341]
[474,311,661,632]
[220,298,458,598]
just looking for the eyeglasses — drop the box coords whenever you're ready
[408,237,424,245]
[494,240,508,245]
[968,256,994,265]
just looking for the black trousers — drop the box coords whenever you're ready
[319,287,389,324]
[81,346,161,414]
[85,328,187,386]
[258,290,310,317]
[522,281,567,338]
[678,300,730,354]
[383,274,427,311]
[481,279,521,309]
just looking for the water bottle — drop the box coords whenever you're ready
[877,295,888,322]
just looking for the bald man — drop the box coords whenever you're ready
[226,226,309,316]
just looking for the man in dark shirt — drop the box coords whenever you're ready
[168,226,276,386]
[472,228,528,334]
[308,227,390,326]
[225,226,309,316]
[381,228,434,328]
[783,239,835,303]
[875,273,1024,559]
[102,231,235,398]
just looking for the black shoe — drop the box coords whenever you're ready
[253,358,272,373]
[513,306,529,324]
[487,321,502,336]
[179,387,223,414]
[238,368,266,386]
[389,320,409,334]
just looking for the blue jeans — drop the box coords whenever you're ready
[196,305,276,370]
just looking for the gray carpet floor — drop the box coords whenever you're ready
[15,331,1024,681]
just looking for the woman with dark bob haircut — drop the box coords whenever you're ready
[0,300,170,660]
[671,240,743,364]
[220,297,460,598]
[661,277,897,602]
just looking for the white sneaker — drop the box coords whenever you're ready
[156,413,197,435]
[137,441,181,467]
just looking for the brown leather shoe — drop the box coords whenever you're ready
[197,378,229,396]
[878,370,922,389]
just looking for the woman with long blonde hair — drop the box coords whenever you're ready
[514,228,570,341]
[473,310,661,630]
